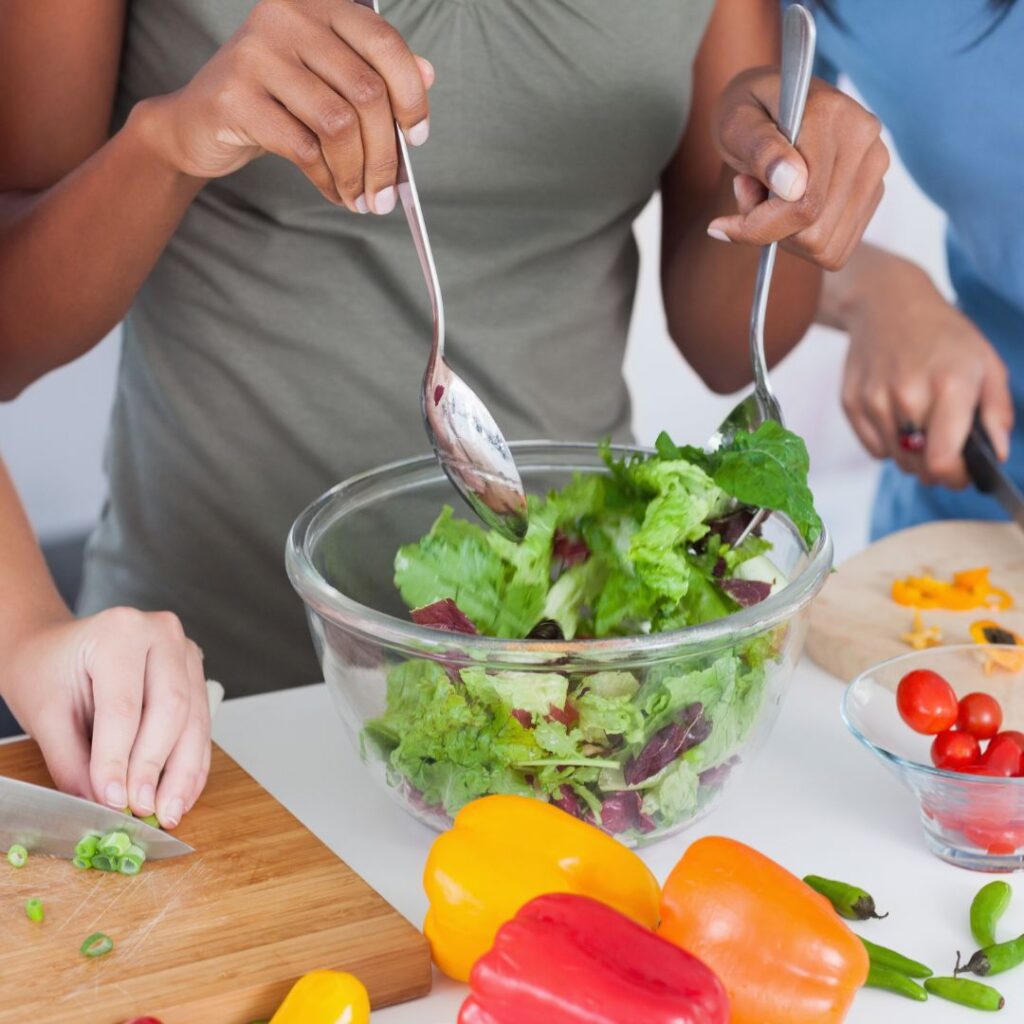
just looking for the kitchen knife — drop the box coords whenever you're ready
[963,413,1024,532]
[0,775,194,860]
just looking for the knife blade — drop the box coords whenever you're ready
[963,413,1024,532]
[0,775,193,861]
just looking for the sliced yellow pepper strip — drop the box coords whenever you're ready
[892,567,1013,612]
[269,970,370,1024]
[423,794,661,982]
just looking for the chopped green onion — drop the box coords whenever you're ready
[24,898,44,923]
[80,932,114,958]
[139,814,160,829]
[98,831,132,857]
[72,855,93,871]
[90,853,117,872]
[6,844,28,868]
[74,834,100,860]
[118,845,146,876]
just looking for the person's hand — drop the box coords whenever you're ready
[834,249,1014,488]
[4,607,211,829]
[137,0,434,214]
[708,68,889,270]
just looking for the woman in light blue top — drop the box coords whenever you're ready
[793,1,1022,536]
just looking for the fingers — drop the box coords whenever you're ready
[34,716,93,802]
[979,360,1015,462]
[240,93,342,205]
[88,612,149,810]
[125,618,193,818]
[154,642,211,829]
[716,95,808,200]
[332,2,431,142]
[260,59,363,209]
[923,376,979,489]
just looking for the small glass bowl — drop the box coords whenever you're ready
[287,442,833,846]
[843,644,1024,872]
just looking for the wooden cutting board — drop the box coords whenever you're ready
[807,520,1024,682]
[0,740,432,1024]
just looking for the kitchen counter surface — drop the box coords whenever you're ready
[214,659,1024,1022]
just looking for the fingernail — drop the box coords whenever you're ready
[136,784,155,815]
[354,194,369,215]
[104,782,127,809]
[406,118,430,147]
[162,799,184,829]
[732,176,744,202]
[707,226,732,243]
[372,186,396,215]
[768,160,802,201]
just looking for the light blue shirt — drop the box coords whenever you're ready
[802,0,1024,536]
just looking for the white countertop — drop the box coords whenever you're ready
[213,659,1024,1023]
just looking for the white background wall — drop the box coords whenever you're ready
[0,126,949,564]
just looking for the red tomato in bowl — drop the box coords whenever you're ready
[957,692,1004,740]
[980,734,1024,777]
[897,670,959,735]
[995,730,1024,753]
[931,731,980,770]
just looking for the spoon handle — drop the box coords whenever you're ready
[748,4,817,422]
[353,0,445,355]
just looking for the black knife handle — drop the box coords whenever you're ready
[963,412,999,495]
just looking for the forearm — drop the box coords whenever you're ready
[817,241,931,332]
[662,169,822,394]
[0,461,70,697]
[0,98,204,399]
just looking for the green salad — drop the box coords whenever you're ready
[363,423,821,841]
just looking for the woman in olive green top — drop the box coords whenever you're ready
[0,0,887,826]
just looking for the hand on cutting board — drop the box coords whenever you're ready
[4,608,211,829]
[137,0,434,212]
[709,68,889,270]
[825,244,1014,488]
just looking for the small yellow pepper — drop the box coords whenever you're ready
[423,794,661,982]
[269,969,370,1024]
[971,619,1024,674]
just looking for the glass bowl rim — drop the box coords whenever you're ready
[841,643,1024,787]
[286,440,834,663]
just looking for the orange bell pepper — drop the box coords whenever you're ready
[658,837,868,1024]
[423,794,661,982]
[892,567,1013,612]
[971,619,1024,674]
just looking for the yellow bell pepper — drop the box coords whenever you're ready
[971,619,1024,674]
[423,794,661,981]
[270,970,370,1024]
[892,567,1012,612]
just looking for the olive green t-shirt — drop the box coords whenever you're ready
[79,0,716,695]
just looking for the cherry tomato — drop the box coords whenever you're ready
[957,692,1004,740]
[896,669,959,735]
[962,823,1024,856]
[994,730,1024,753]
[980,734,1024,777]
[931,730,981,770]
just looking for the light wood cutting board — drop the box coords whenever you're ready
[807,520,1024,682]
[0,740,432,1024]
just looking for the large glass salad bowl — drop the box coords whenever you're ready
[287,442,832,846]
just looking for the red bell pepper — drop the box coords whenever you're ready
[458,893,729,1024]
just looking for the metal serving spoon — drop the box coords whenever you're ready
[355,0,529,542]
[706,3,816,539]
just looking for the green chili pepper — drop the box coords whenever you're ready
[803,874,887,921]
[956,935,1024,979]
[861,937,933,978]
[972,882,1014,949]
[24,898,44,923]
[925,976,1004,1011]
[80,932,114,959]
[6,844,28,868]
[865,963,928,1001]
